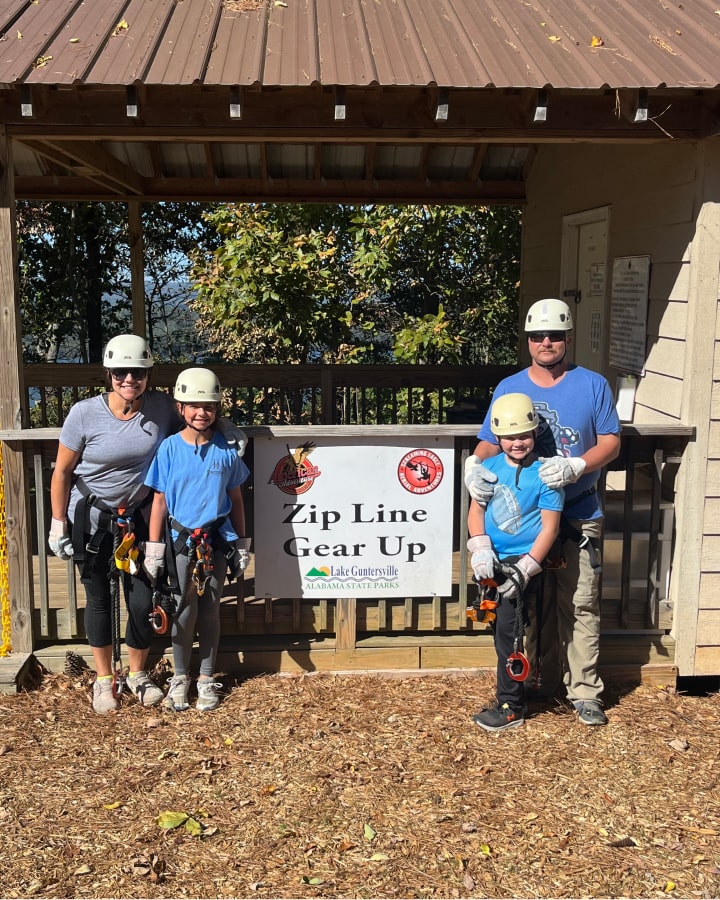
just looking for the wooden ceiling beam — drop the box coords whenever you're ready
[17,138,144,195]
[13,175,526,204]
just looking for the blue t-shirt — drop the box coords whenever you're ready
[477,366,620,520]
[481,453,564,559]
[145,431,250,542]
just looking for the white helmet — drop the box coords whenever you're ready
[524,298,573,332]
[174,367,221,403]
[490,393,539,437]
[103,334,153,368]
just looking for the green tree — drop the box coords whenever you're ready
[191,203,520,366]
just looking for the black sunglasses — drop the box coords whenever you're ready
[110,368,148,380]
[528,331,566,343]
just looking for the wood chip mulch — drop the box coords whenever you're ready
[0,665,719,899]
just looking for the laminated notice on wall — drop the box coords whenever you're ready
[609,255,650,374]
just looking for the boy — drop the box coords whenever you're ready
[467,392,563,732]
[143,367,251,711]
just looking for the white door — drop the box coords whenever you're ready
[561,207,610,370]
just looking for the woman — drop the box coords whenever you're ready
[48,334,246,715]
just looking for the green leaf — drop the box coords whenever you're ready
[184,817,203,836]
[364,823,376,842]
[157,811,189,830]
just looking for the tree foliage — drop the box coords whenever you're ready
[191,203,521,366]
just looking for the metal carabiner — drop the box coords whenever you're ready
[506,650,530,682]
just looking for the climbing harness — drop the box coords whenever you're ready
[166,515,239,603]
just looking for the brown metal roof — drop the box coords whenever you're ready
[0,0,718,90]
[1,0,718,205]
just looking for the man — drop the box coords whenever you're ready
[465,298,621,726]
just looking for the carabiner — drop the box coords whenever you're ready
[150,605,169,634]
[506,651,530,682]
[111,670,125,699]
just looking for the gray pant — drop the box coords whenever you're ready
[172,549,228,678]
[526,518,604,704]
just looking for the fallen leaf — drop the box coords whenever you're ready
[17,30,22,39]
[364,823,376,841]
[69,37,80,43]
[668,738,689,752]
[157,811,189,830]
[665,881,676,892]
[463,872,476,890]
[479,844,492,856]
[103,801,122,810]
[548,35,561,42]
[301,876,324,885]
[112,19,129,36]
[369,852,389,861]
[591,35,604,47]
[73,864,92,875]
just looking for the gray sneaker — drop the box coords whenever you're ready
[573,700,608,726]
[164,674,190,711]
[126,671,164,707]
[196,679,223,712]
[92,678,119,715]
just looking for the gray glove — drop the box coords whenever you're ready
[467,535,498,581]
[464,455,498,504]
[234,537,252,574]
[142,541,166,582]
[538,456,586,489]
[497,554,543,602]
[216,418,248,459]
[48,517,74,560]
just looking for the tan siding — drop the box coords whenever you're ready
[634,371,683,420]
[645,337,685,380]
[693,646,720,675]
[698,574,720,610]
[647,298,688,337]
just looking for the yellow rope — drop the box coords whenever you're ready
[0,441,12,656]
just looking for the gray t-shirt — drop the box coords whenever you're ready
[60,392,177,525]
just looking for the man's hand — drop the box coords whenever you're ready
[467,535,498,581]
[48,517,74,561]
[216,418,248,459]
[497,554,543,601]
[143,541,166,582]
[538,456,586,489]
[233,537,252,574]
[464,456,498,504]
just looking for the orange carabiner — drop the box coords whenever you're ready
[506,651,530,682]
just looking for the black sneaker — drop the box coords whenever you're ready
[573,700,608,726]
[472,702,524,732]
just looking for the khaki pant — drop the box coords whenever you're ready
[526,518,604,704]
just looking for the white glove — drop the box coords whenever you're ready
[497,554,542,602]
[142,541,166,582]
[467,535,498,581]
[464,455,498,504]
[538,456,586,489]
[216,418,248,459]
[234,537,252,573]
[48,517,74,560]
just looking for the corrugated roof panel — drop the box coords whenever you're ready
[25,0,127,85]
[374,144,423,179]
[160,142,208,178]
[205,3,267,85]
[83,0,178,85]
[263,0,319,86]
[316,0,377,86]
[212,143,262,179]
[104,141,155,178]
[0,0,719,90]
[321,143,366,179]
[144,0,223,85]
[426,146,476,180]
[266,143,315,178]
[0,0,78,84]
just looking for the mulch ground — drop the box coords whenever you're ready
[0,663,719,900]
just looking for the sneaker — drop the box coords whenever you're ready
[92,678,119,715]
[126,671,164,707]
[573,700,608,726]
[196,679,223,712]
[472,702,524,732]
[164,674,190,711]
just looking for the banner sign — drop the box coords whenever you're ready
[254,436,455,598]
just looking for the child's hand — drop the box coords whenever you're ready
[497,554,542,601]
[467,535,497,580]
[233,537,252,573]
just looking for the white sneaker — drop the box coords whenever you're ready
[126,671,164,707]
[196,679,223,712]
[164,674,190,711]
[92,678,119,715]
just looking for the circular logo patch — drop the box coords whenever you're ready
[398,449,444,494]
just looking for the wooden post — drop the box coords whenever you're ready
[0,129,34,653]
[335,597,356,651]
[128,201,146,336]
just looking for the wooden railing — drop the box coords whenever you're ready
[0,422,695,673]
[23,363,518,427]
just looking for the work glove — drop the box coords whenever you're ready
[142,541,166,582]
[538,456,586,489]
[467,535,498,581]
[233,537,252,574]
[497,554,542,602]
[216,418,248,459]
[48,517,74,561]
[463,455,498,504]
